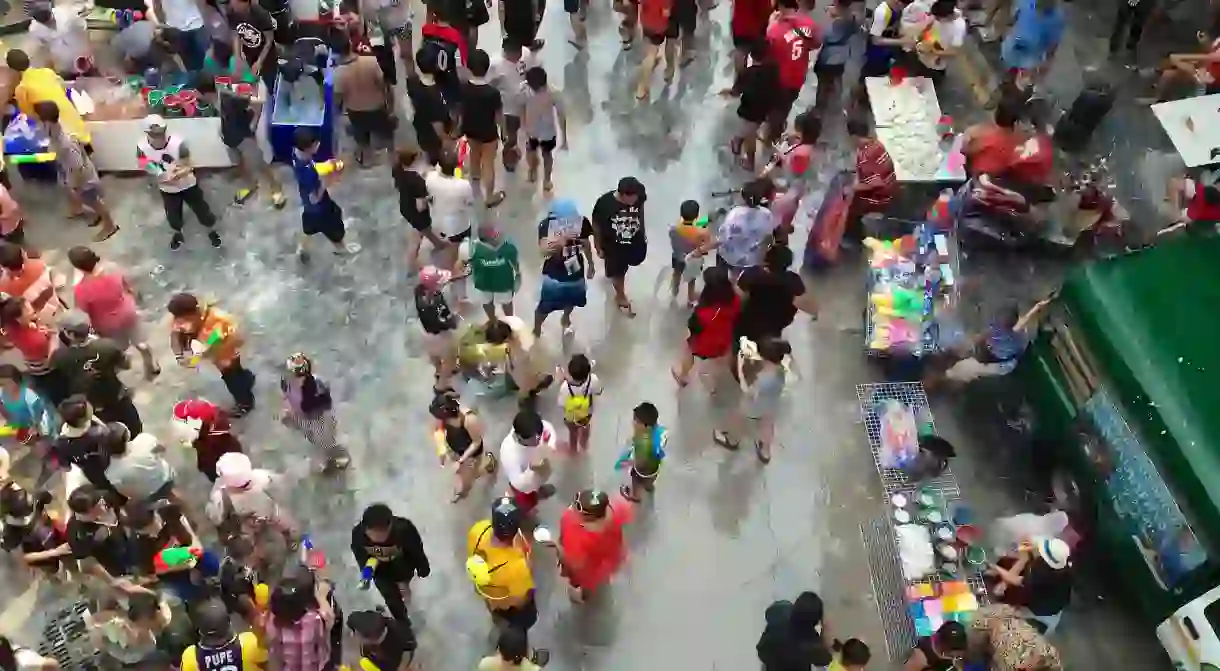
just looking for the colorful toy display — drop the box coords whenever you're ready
[907,580,979,636]
[864,223,953,357]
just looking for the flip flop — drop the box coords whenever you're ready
[619,484,641,503]
[92,226,120,242]
[713,430,740,451]
[616,300,636,317]
[486,191,506,207]
[755,441,771,464]
[87,215,103,228]
[234,187,256,204]
[271,191,287,209]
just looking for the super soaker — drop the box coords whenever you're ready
[358,558,378,589]
[300,534,326,570]
[314,159,344,176]
[187,328,226,367]
[154,546,202,573]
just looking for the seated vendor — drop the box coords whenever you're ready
[962,99,1023,179]
[6,49,90,145]
[985,536,1075,636]
[844,116,897,242]
[1141,28,1220,103]
[927,298,1050,387]
[1161,172,1220,235]
[111,22,188,74]
[28,5,95,79]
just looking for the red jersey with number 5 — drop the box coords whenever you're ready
[766,12,820,91]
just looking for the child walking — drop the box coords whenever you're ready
[714,336,791,464]
[469,221,521,322]
[556,353,602,452]
[291,128,361,262]
[618,402,667,503]
[415,266,463,391]
[668,199,710,307]
[522,66,568,192]
[280,352,350,471]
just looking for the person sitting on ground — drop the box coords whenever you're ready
[985,536,1074,636]
[903,621,968,671]
[928,298,1051,388]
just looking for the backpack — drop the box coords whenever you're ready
[562,380,592,424]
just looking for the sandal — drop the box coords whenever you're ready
[713,430,740,451]
[271,191,287,209]
[486,191,506,207]
[616,299,636,317]
[755,441,771,464]
[619,484,641,503]
[87,215,103,228]
[234,186,256,204]
[92,226,120,242]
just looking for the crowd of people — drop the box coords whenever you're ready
[0,0,1109,662]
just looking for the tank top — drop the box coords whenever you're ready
[137,135,197,193]
[443,411,481,457]
[195,636,245,671]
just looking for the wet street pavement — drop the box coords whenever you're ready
[0,2,1176,669]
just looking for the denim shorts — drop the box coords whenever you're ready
[537,276,587,315]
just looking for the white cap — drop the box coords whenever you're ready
[142,114,167,132]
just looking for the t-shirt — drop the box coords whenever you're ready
[106,435,175,502]
[110,21,159,62]
[230,6,278,75]
[419,24,464,98]
[292,151,328,213]
[414,286,457,334]
[466,520,534,603]
[1024,560,1073,616]
[738,267,806,337]
[489,50,539,116]
[359,617,416,670]
[161,0,205,29]
[218,90,257,148]
[522,87,562,142]
[716,205,775,268]
[1001,0,1064,71]
[966,124,1020,177]
[66,517,131,577]
[424,172,474,237]
[592,191,647,259]
[51,339,129,408]
[557,506,625,590]
[406,76,452,149]
[180,632,268,671]
[855,138,898,208]
[478,658,540,671]
[392,166,431,230]
[731,0,773,39]
[29,9,91,74]
[817,15,858,66]
[557,374,603,412]
[350,516,430,575]
[905,6,967,70]
[460,81,503,143]
[470,240,519,294]
[334,55,386,112]
[539,215,593,281]
[756,600,834,670]
[766,12,821,91]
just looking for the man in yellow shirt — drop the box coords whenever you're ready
[180,599,268,671]
[466,497,549,665]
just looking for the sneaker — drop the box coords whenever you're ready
[169,233,184,250]
[229,404,253,419]
[208,231,222,248]
[335,241,362,255]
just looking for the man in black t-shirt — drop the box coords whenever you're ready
[407,47,456,162]
[66,483,136,588]
[591,177,647,316]
[196,73,285,208]
[51,317,143,436]
[228,0,280,94]
[348,609,417,671]
[53,395,118,496]
[535,198,595,336]
[350,504,431,624]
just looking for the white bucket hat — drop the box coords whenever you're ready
[1036,536,1071,570]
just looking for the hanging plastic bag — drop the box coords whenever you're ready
[904,435,956,481]
[878,399,919,469]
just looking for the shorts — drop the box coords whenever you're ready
[505,13,539,46]
[813,60,846,77]
[100,319,147,351]
[348,107,394,146]
[491,593,539,631]
[603,249,644,279]
[448,227,472,243]
[301,196,347,243]
[473,287,516,305]
[527,137,557,152]
[647,12,692,45]
[421,329,458,360]
[767,87,801,130]
[944,357,1008,383]
[73,182,105,208]
[630,465,658,491]
[1,221,25,246]
[564,0,587,14]
[732,30,763,50]
[225,137,265,166]
[537,275,587,314]
[503,115,522,147]
[509,484,540,513]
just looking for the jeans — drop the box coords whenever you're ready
[219,358,256,409]
[175,27,209,71]
[373,564,413,624]
[162,185,216,232]
[1110,0,1154,53]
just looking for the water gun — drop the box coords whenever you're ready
[8,152,55,165]
[358,558,378,589]
[154,546,202,573]
[871,288,923,319]
[139,154,166,176]
[433,426,448,457]
[339,659,380,671]
[926,190,953,225]
[254,582,270,609]
[455,137,469,179]
[186,327,226,367]
[0,423,17,438]
[314,159,344,176]
[300,534,326,570]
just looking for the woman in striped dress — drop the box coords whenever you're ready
[280,353,350,471]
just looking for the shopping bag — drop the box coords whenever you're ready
[804,171,853,269]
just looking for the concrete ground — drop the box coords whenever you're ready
[0,1,1177,669]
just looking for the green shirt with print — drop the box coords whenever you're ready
[470,239,520,294]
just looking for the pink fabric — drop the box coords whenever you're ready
[265,610,330,671]
[0,185,22,235]
[74,269,138,336]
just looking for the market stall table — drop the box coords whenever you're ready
[866,77,966,185]
[856,382,989,662]
[1151,94,1220,168]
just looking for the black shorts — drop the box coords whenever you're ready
[348,107,394,146]
[448,227,472,243]
[505,13,539,46]
[564,0,586,14]
[604,248,644,278]
[527,137,557,152]
[813,61,845,77]
[767,87,801,129]
[732,30,763,50]
[302,196,347,243]
[492,594,539,631]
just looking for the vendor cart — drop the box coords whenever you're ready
[857,382,989,662]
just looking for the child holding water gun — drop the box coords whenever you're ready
[556,353,601,452]
[668,200,711,307]
[617,402,667,503]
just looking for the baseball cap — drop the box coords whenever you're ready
[142,114,167,132]
[419,265,452,290]
[216,452,254,489]
[490,496,521,540]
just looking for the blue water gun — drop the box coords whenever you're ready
[358,558,378,590]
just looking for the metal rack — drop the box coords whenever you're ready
[38,601,98,671]
[857,382,987,662]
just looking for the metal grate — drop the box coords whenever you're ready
[38,601,98,671]
[862,517,918,662]
[856,382,960,498]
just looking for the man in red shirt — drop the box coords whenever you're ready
[731,0,774,78]
[633,0,675,99]
[765,0,820,140]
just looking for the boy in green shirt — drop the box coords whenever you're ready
[617,402,667,503]
[469,221,521,322]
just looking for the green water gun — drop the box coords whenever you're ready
[154,547,201,573]
[187,328,226,367]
